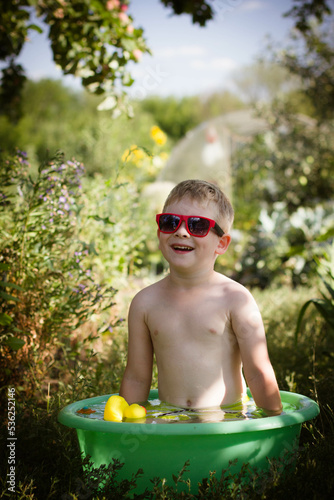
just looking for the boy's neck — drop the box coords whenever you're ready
[167,267,219,289]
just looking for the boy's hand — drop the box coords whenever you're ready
[260,406,283,417]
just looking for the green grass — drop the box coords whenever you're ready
[1,283,333,499]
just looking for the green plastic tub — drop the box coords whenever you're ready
[58,389,319,493]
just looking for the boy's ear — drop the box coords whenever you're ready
[215,234,231,255]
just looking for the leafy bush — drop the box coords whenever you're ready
[233,201,334,288]
[0,150,119,403]
[295,243,334,340]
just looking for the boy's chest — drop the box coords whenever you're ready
[147,292,234,346]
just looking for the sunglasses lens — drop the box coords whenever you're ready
[159,214,181,232]
[188,217,210,236]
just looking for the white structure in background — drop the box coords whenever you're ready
[157,109,268,200]
[142,180,176,213]
[201,125,226,167]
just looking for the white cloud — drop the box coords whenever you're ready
[154,45,207,58]
[239,1,267,11]
[190,58,238,71]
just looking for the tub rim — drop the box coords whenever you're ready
[58,389,319,435]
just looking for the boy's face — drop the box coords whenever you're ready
[157,196,230,273]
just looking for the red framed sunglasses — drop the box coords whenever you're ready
[156,213,224,238]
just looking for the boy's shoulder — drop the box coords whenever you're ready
[216,273,257,306]
[131,277,167,306]
[217,272,250,293]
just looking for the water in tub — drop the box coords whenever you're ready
[75,396,296,423]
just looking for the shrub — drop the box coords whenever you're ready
[0,150,118,405]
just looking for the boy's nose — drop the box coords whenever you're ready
[175,221,190,237]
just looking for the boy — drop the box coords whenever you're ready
[120,180,282,416]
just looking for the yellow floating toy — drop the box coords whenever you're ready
[104,395,129,422]
[103,396,147,422]
[123,403,147,421]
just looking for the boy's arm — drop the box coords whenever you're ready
[119,292,153,404]
[231,287,283,416]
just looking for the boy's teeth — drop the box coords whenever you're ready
[173,245,193,250]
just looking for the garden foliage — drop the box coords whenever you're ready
[0,149,136,401]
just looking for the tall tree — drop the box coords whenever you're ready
[0,0,150,120]
[1,0,333,120]
[280,6,334,121]
[284,0,332,33]
[231,61,298,104]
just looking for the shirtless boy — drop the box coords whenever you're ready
[120,180,282,416]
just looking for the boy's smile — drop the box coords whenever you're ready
[171,243,195,254]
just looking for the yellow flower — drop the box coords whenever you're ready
[159,152,169,162]
[150,126,167,146]
[121,145,145,165]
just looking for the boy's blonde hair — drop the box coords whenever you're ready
[163,179,234,233]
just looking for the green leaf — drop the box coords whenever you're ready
[0,313,13,326]
[315,227,334,242]
[5,337,25,351]
[0,280,23,291]
[295,297,334,344]
[312,300,334,329]
[12,327,28,334]
[87,215,115,225]
[0,290,20,302]
[295,299,315,343]
[321,278,334,301]
[27,24,44,34]
[88,241,98,255]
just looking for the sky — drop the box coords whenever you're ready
[17,0,297,98]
